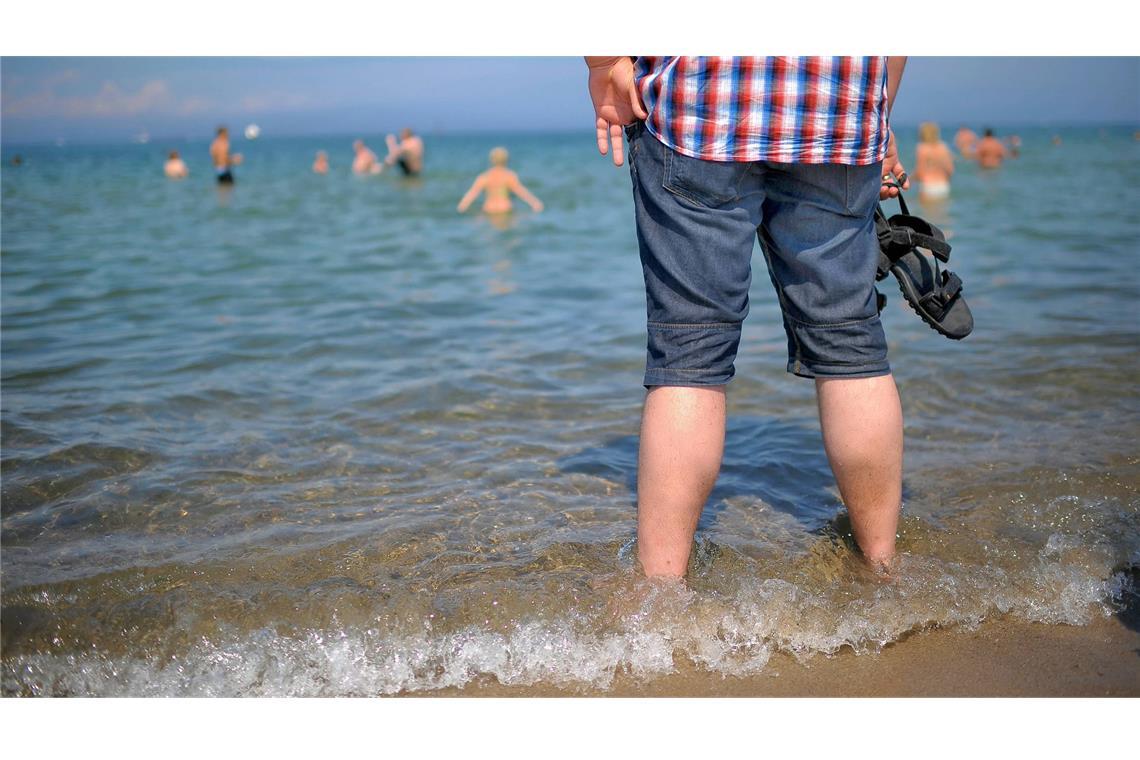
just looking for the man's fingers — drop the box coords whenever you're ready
[596,117,610,157]
[880,159,905,198]
[595,118,626,166]
[888,162,910,189]
[610,123,625,166]
[881,129,909,189]
[879,167,909,197]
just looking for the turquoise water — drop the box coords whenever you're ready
[2,127,1138,695]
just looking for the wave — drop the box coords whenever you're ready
[3,537,1131,696]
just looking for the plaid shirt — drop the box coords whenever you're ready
[634,56,890,165]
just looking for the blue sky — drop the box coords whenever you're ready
[2,57,1137,143]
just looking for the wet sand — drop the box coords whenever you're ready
[424,613,1140,697]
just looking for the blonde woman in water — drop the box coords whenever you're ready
[914,122,954,201]
[457,147,544,215]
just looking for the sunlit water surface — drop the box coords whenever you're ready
[2,128,1138,695]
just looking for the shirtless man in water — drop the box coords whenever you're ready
[914,122,954,200]
[974,128,1008,169]
[352,140,381,175]
[164,150,189,179]
[385,128,424,176]
[456,147,543,215]
[209,126,242,184]
[313,150,329,174]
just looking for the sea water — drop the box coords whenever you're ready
[2,127,1138,695]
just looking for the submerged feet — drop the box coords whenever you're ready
[862,552,901,583]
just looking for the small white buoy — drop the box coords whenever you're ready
[244,124,261,140]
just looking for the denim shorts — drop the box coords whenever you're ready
[625,121,890,386]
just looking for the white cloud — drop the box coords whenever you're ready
[239,91,317,113]
[176,95,213,116]
[42,68,82,88]
[3,76,212,119]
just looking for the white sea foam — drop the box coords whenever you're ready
[4,550,1130,697]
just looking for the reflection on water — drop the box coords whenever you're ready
[1,128,1138,695]
[214,182,234,206]
[914,193,951,232]
[486,212,517,232]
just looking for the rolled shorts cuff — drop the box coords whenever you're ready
[643,321,741,388]
[787,358,892,379]
[782,313,890,379]
[643,367,736,388]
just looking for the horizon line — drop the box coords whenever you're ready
[3,120,1138,149]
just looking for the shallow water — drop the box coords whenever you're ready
[2,127,1138,695]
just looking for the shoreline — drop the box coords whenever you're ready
[421,612,1140,697]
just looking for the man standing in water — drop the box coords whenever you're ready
[164,150,189,179]
[209,126,241,184]
[587,56,910,577]
[974,128,1009,169]
[385,127,424,176]
[352,140,381,175]
[313,150,330,175]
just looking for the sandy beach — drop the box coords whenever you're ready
[425,611,1140,697]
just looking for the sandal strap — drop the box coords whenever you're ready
[890,226,952,262]
[878,225,950,266]
[881,180,910,215]
[918,270,963,312]
[875,185,948,259]
[875,203,952,264]
[939,271,963,300]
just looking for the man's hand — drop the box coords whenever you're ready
[880,128,909,199]
[586,56,648,167]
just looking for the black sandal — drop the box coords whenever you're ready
[875,185,973,340]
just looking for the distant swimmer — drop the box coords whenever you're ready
[164,150,189,179]
[913,122,954,200]
[457,147,544,215]
[953,125,978,159]
[1006,134,1022,158]
[209,126,242,184]
[352,140,381,175]
[11,155,23,167]
[385,127,424,176]
[313,150,329,174]
[974,128,1008,169]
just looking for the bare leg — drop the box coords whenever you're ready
[815,374,904,568]
[636,385,726,577]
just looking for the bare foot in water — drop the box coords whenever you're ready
[863,553,902,583]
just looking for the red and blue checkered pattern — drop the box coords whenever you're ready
[635,56,890,165]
